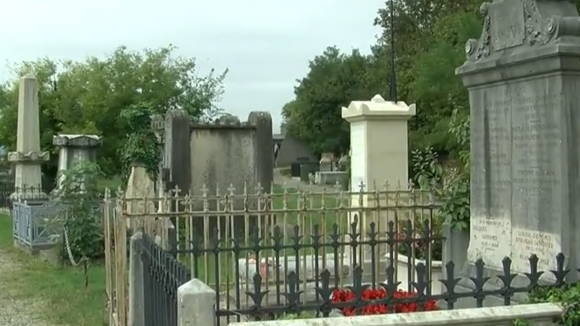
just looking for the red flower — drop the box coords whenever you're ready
[330,288,438,316]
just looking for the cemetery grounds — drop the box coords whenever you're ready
[0,178,356,326]
[0,176,122,326]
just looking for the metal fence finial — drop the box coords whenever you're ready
[227,183,236,195]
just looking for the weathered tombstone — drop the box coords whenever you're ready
[456,0,580,280]
[8,74,49,200]
[319,153,333,172]
[338,155,349,171]
[53,134,102,190]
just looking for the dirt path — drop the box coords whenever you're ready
[0,249,59,326]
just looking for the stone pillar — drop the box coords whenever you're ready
[52,134,102,190]
[128,232,144,326]
[456,0,580,283]
[8,74,49,200]
[342,94,416,194]
[177,279,216,326]
[341,95,415,262]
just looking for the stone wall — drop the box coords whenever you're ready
[163,111,273,236]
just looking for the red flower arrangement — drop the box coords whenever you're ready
[331,288,438,316]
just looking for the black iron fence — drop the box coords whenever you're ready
[166,218,578,325]
[141,233,191,326]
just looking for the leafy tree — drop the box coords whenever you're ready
[282,47,384,155]
[0,45,227,178]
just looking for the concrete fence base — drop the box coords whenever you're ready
[173,276,562,326]
[177,279,216,326]
[224,303,562,326]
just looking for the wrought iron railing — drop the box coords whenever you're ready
[141,233,190,326]
[172,220,577,325]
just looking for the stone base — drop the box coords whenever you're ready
[10,191,49,203]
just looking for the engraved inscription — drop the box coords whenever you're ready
[469,79,564,272]
[489,0,525,50]
[512,229,560,271]
[468,217,511,269]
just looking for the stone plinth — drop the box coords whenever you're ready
[341,94,415,258]
[342,94,415,193]
[10,74,49,200]
[456,0,580,282]
[53,134,102,189]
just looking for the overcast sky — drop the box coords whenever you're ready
[0,0,384,132]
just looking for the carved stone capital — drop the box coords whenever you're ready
[7,151,50,163]
[53,134,102,148]
[464,0,568,63]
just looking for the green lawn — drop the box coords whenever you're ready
[0,215,106,326]
[97,176,122,193]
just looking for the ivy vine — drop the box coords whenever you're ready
[119,104,161,186]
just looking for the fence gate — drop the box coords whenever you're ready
[141,233,191,326]
[104,190,128,326]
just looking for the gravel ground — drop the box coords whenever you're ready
[0,249,60,326]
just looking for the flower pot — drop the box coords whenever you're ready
[385,254,443,294]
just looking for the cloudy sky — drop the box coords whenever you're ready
[0,0,385,132]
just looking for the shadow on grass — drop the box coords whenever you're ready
[0,214,107,326]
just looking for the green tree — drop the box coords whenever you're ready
[282,47,383,155]
[0,45,227,178]
[373,0,482,153]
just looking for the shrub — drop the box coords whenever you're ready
[396,216,443,261]
[331,288,438,316]
[58,161,104,262]
[528,284,580,325]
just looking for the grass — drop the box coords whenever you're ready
[0,215,106,326]
[97,176,122,193]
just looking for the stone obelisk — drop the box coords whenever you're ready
[8,74,49,201]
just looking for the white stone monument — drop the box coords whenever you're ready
[52,134,102,190]
[341,94,416,260]
[342,94,416,197]
[8,74,49,200]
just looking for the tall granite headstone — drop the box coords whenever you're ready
[456,0,580,277]
[8,74,49,200]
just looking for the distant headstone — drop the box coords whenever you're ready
[8,74,49,200]
[457,0,580,276]
[53,134,102,190]
[275,134,317,167]
[319,153,333,172]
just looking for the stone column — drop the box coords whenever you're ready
[8,74,49,200]
[341,94,415,253]
[53,134,102,190]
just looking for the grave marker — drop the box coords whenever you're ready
[8,74,49,200]
[457,0,580,277]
